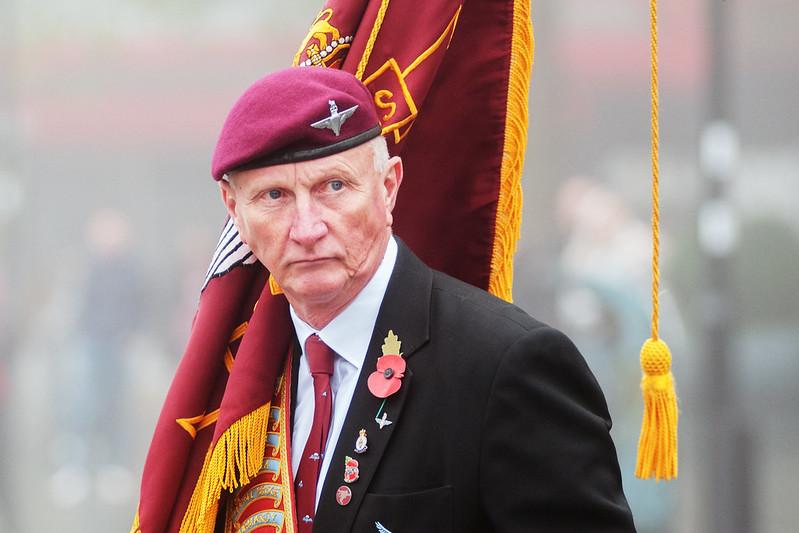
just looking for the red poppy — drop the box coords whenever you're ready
[367,354,406,398]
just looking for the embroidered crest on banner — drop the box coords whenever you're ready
[295,8,354,68]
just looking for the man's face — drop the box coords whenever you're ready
[220,141,402,316]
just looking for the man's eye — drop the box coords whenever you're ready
[329,180,343,191]
[268,189,282,200]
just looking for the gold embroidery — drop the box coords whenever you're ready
[362,6,462,144]
[374,89,397,122]
[176,409,220,440]
[230,322,248,343]
[355,0,391,80]
[230,484,284,523]
[238,510,285,533]
[294,8,353,68]
[268,274,283,296]
[177,318,249,437]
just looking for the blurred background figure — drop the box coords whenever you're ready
[1,0,797,531]
[48,209,142,509]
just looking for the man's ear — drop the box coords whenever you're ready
[220,179,246,243]
[220,180,237,215]
[383,156,403,219]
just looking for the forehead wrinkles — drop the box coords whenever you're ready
[298,146,372,183]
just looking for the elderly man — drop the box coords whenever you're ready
[136,67,635,533]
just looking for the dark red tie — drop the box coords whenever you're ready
[295,334,335,532]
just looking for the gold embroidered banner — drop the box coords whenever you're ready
[294,0,533,301]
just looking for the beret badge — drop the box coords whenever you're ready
[310,99,358,137]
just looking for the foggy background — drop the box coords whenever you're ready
[0,0,797,531]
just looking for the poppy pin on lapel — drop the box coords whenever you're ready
[370,331,404,430]
[368,330,405,398]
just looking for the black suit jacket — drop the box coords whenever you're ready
[305,241,635,532]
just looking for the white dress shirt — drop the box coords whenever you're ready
[289,236,398,509]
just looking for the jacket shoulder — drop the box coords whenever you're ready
[429,270,547,339]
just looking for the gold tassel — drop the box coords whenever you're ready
[635,338,678,480]
[635,0,678,480]
[179,403,271,533]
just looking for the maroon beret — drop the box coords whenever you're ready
[211,67,381,181]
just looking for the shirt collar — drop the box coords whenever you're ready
[290,235,398,370]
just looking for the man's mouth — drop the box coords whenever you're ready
[291,257,334,266]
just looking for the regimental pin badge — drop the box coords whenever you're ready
[375,412,393,430]
[375,521,393,533]
[354,428,368,454]
[344,456,360,484]
[336,485,352,506]
[310,100,358,136]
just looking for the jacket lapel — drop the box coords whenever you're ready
[313,240,432,531]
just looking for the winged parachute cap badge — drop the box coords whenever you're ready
[310,99,358,136]
[374,412,393,429]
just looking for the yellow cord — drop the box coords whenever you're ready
[636,0,678,481]
[355,0,390,80]
[649,0,661,340]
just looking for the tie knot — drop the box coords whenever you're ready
[305,334,334,376]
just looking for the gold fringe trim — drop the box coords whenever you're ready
[179,403,272,533]
[130,507,141,533]
[488,0,534,302]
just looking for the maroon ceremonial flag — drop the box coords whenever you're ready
[294,0,533,299]
[133,1,532,531]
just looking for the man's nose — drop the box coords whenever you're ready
[289,199,328,245]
